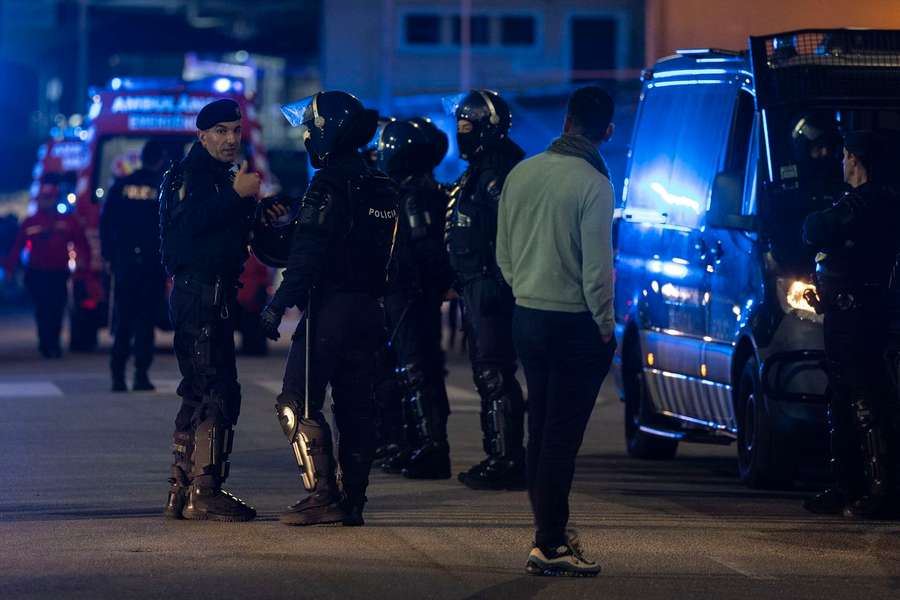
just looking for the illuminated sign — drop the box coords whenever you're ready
[128,115,196,131]
[110,94,216,115]
[50,142,88,170]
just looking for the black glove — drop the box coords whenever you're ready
[259,304,284,341]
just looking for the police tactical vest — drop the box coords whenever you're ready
[446,168,502,282]
[318,166,399,298]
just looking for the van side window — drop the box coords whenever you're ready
[742,116,760,216]
[624,81,737,229]
[723,90,758,217]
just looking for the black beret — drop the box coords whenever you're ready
[196,99,242,131]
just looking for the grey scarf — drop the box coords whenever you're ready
[547,133,609,178]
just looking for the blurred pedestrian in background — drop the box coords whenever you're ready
[100,140,167,392]
[497,86,617,577]
[3,183,90,358]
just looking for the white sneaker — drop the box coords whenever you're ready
[525,532,601,578]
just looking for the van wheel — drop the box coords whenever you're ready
[735,357,793,489]
[623,340,678,460]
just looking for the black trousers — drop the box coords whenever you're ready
[823,303,895,496]
[169,279,241,432]
[281,291,383,498]
[385,289,450,436]
[24,268,69,354]
[110,266,165,376]
[512,306,614,550]
[460,275,525,456]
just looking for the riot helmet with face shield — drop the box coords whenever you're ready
[443,90,511,161]
[281,91,378,168]
[791,113,843,182]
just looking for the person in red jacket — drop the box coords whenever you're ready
[3,183,90,358]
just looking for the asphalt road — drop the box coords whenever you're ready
[1,308,899,600]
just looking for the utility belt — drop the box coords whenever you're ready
[174,272,241,320]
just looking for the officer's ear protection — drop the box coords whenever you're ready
[478,90,501,125]
[311,93,326,130]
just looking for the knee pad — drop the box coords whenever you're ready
[276,393,334,492]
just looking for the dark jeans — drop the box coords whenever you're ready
[169,279,240,431]
[24,268,69,354]
[110,266,165,375]
[281,291,383,498]
[512,306,615,549]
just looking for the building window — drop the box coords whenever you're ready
[405,14,442,45]
[451,15,490,46]
[500,16,536,46]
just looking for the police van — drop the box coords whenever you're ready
[64,77,275,350]
[614,29,900,487]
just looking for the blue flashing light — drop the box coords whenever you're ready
[56,203,67,214]
[111,77,122,90]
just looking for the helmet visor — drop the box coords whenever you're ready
[441,92,468,117]
[281,94,320,141]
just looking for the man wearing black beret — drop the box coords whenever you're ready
[159,97,268,522]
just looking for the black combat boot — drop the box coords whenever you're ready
[458,456,526,491]
[133,370,155,391]
[182,419,256,522]
[164,432,193,519]
[843,396,890,519]
[803,488,848,515]
[281,480,347,526]
[402,440,451,480]
[341,495,367,527]
[111,371,127,393]
[380,446,414,474]
[182,486,257,522]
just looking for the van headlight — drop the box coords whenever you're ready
[776,278,821,321]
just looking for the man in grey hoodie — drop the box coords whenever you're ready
[496,86,616,577]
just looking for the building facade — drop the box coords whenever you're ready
[322,0,645,109]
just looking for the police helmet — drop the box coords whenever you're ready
[444,90,511,160]
[282,91,379,165]
[409,116,449,169]
[791,114,842,163]
[250,195,300,268]
[377,119,434,176]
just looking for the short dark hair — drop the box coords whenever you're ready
[566,86,614,141]
[141,140,165,167]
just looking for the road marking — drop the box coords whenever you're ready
[446,384,479,401]
[711,556,776,581]
[257,380,283,396]
[0,383,63,397]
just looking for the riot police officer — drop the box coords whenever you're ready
[259,91,397,526]
[100,140,167,392]
[444,90,527,490]
[803,130,900,518]
[377,117,454,479]
[161,98,265,522]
